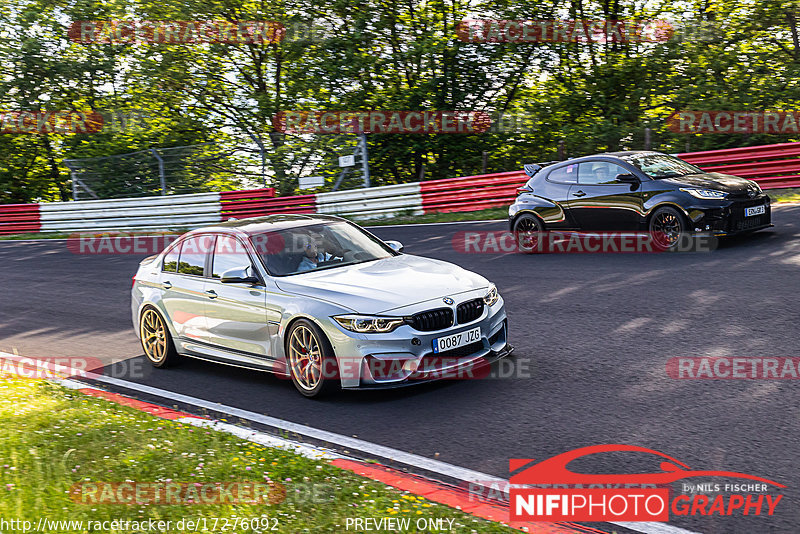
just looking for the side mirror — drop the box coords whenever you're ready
[220,266,260,284]
[385,240,404,253]
[616,173,640,184]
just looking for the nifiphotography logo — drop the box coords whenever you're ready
[509,444,784,522]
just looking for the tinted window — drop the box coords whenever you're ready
[212,235,252,279]
[177,235,212,276]
[251,221,394,276]
[578,162,631,185]
[621,153,703,179]
[547,163,578,183]
[162,242,181,272]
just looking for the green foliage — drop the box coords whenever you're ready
[1,0,799,203]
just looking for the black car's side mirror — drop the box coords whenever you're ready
[220,266,260,284]
[615,173,640,184]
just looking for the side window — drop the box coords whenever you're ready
[546,163,578,183]
[212,235,252,279]
[578,162,631,185]
[162,242,181,272]
[177,235,212,277]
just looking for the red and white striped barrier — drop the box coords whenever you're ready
[1,142,798,235]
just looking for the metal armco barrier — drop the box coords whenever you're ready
[316,183,422,219]
[220,188,315,219]
[420,170,525,213]
[0,203,41,235]
[679,142,800,189]
[2,142,799,236]
[38,192,222,233]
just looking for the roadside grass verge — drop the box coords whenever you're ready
[0,378,513,533]
[766,187,800,203]
[359,207,508,227]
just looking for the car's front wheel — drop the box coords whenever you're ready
[286,319,339,398]
[649,206,687,250]
[139,307,179,367]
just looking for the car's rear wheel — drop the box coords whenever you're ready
[286,319,339,398]
[513,213,544,253]
[139,307,179,367]
[649,206,687,250]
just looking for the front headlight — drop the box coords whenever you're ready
[333,315,406,333]
[680,188,728,199]
[681,187,728,200]
[483,283,499,307]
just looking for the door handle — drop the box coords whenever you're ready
[162,281,172,289]
[205,289,218,299]
[573,190,587,197]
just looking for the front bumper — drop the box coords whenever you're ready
[325,298,511,389]
[685,194,772,236]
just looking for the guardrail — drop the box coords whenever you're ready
[38,192,222,233]
[0,203,41,235]
[3,142,799,236]
[316,183,422,219]
[420,171,525,213]
[678,142,800,189]
[220,188,316,219]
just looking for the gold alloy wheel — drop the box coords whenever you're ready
[288,325,323,391]
[140,309,168,363]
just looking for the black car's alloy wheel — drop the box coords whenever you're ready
[649,206,686,250]
[513,214,544,253]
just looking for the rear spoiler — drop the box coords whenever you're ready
[523,161,559,177]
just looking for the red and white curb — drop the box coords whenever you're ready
[0,352,696,534]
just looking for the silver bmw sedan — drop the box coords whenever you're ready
[131,214,511,397]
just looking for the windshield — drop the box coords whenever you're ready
[622,153,704,179]
[250,221,395,276]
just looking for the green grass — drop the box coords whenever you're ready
[765,187,800,203]
[0,378,513,533]
[358,207,508,227]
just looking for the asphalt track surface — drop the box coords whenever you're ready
[2,205,799,533]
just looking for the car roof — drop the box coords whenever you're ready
[553,150,665,165]
[194,213,347,236]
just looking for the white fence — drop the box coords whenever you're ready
[316,183,423,219]
[39,192,222,233]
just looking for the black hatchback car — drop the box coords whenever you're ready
[509,151,772,248]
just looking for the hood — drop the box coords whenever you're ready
[273,254,490,315]
[663,172,755,193]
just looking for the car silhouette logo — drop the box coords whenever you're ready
[509,444,785,487]
[443,297,454,305]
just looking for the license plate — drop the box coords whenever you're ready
[432,327,481,354]
[745,205,765,217]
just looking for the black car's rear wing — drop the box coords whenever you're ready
[523,161,559,177]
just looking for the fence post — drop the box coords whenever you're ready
[644,127,651,150]
[359,133,370,188]
[482,151,488,174]
[150,149,167,196]
[558,140,566,160]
